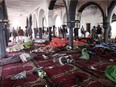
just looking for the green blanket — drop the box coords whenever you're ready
[105,65,116,83]
[80,48,89,60]
[22,41,33,47]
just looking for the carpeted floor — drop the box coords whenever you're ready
[0,48,116,87]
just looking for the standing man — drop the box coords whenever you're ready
[17,27,24,43]
[97,25,102,37]
[12,27,17,44]
[81,26,86,37]
[74,28,79,39]
[18,27,24,36]
[91,26,97,39]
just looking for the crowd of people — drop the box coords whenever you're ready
[74,25,103,39]
[91,25,102,39]
[10,24,107,44]
[10,27,25,44]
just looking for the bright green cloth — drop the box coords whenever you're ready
[33,68,46,79]
[22,41,33,47]
[80,48,89,60]
[105,65,116,83]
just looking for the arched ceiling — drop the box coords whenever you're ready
[48,0,65,10]
[54,0,65,9]
[5,0,46,17]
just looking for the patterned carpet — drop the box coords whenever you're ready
[0,49,115,87]
[0,61,45,87]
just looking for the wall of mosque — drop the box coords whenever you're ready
[27,0,115,38]
[9,15,26,30]
[110,6,116,38]
[78,5,103,37]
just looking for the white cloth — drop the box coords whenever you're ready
[20,53,31,62]
[23,36,31,42]
[6,44,25,52]
[11,71,27,80]
[16,36,32,43]
[34,39,46,44]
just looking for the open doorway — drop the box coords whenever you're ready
[86,23,91,33]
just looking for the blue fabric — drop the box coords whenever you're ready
[94,43,116,51]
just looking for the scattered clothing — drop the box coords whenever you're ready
[20,53,35,62]
[11,71,27,80]
[80,48,89,60]
[33,68,46,79]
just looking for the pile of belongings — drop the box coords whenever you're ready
[34,39,47,44]
[73,40,85,45]
[65,44,80,50]
[94,43,116,52]
[48,38,68,48]
[32,46,60,53]
[6,41,33,52]
[52,53,73,65]
[15,36,32,43]
[93,43,116,59]
[6,44,25,52]
[0,55,20,66]
[33,68,46,79]
[11,71,27,80]
[0,53,36,66]
[80,48,89,60]
[20,53,36,62]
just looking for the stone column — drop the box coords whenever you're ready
[48,27,52,41]
[69,25,74,49]
[53,25,56,37]
[62,25,67,38]
[39,27,42,39]
[67,0,78,49]
[0,1,7,59]
[0,28,6,59]
[103,17,109,43]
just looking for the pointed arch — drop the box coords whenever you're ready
[63,13,67,25]
[53,15,58,26]
[38,9,45,27]
[48,10,54,27]
[32,12,39,28]
[108,1,116,22]
[78,1,104,20]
